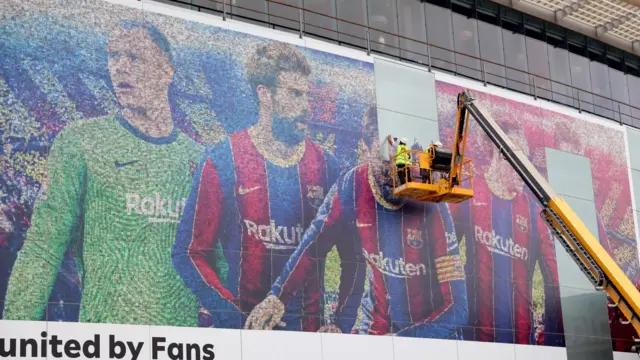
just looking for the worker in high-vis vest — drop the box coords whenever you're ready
[395,137,410,185]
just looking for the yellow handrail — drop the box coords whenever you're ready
[390,149,473,192]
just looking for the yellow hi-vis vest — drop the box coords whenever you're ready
[396,144,408,165]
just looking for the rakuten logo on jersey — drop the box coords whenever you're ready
[474,225,529,260]
[126,193,186,223]
[363,250,426,278]
[243,220,303,250]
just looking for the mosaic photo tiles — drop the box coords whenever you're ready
[0,0,638,351]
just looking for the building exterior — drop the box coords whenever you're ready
[2,1,640,360]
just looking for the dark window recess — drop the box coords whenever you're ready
[608,56,624,72]
[524,14,543,29]
[525,25,544,41]
[607,46,624,72]
[546,22,566,48]
[475,0,498,13]
[546,34,565,48]
[442,0,640,74]
[451,1,474,17]
[567,30,587,56]
[477,10,499,24]
[423,0,451,9]
[502,19,522,33]
[500,7,523,32]
[627,63,640,77]
[588,39,606,64]
[523,14,544,41]
[476,0,499,24]
[626,55,640,76]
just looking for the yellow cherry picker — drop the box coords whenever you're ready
[391,90,640,353]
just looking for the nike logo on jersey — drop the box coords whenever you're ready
[115,160,139,168]
[356,220,372,228]
[363,250,426,278]
[238,186,261,195]
[474,225,529,260]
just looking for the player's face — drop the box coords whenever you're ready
[107,28,174,112]
[270,71,310,146]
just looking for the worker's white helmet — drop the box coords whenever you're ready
[400,137,408,144]
[434,141,443,147]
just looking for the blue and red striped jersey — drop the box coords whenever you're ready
[451,171,566,345]
[271,164,468,337]
[173,129,345,331]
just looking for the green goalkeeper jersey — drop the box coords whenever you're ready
[3,115,210,326]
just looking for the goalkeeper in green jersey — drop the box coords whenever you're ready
[3,21,215,326]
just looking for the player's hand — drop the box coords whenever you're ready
[244,295,286,330]
[318,324,342,333]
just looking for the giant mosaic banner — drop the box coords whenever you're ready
[437,81,639,350]
[3,0,640,352]
[0,0,376,331]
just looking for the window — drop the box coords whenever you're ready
[500,7,523,34]
[607,45,624,72]
[367,0,400,56]
[567,30,587,56]
[524,15,544,41]
[476,0,499,25]
[587,38,606,64]
[546,22,567,48]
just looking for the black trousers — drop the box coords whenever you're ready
[397,164,410,185]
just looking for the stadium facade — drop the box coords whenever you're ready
[1,1,640,360]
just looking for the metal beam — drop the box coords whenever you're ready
[492,0,640,55]
[621,0,640,9]
[555,0,591,21]
[596,13,637,37]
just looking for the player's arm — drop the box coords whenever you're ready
[350,268,394,336]
[319,164,367,333]
[3,128,86,320]
[271,180,347,302]
[352,282,376,334]
[172,155,239,316]
[332,232,367,333]
[449,201,470,247]
[396,203,468,339]
[596,213,614,255]
[535,208,565,346]
[245,175,350,330]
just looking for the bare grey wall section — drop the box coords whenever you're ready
[373,57,440,148]
[546,148,613,360]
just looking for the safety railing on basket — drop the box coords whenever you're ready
[390,149,473,191]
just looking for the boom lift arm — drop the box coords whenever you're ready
[457,90,640,350]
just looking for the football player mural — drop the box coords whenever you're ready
[1,0,639,351]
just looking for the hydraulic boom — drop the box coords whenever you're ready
[457,90,640,351]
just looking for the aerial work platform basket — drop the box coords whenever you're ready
[390,93,474,204]
[391,149,474,203]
